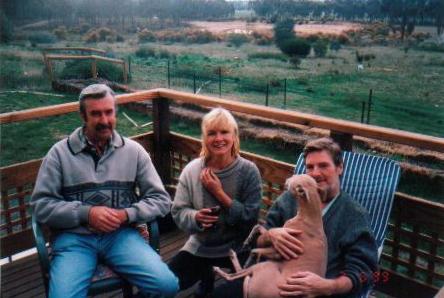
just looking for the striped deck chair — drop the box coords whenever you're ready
[295,151,401,297]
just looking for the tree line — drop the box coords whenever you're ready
[1,0,235,26]
[251,0,444,36]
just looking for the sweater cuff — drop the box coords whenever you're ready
[79,205,92,224]
[191,210,205,232]
[226,200,243,225]
[125,207,138,223]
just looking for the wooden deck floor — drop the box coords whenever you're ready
[1,228,387,298]
[1,228,195,298]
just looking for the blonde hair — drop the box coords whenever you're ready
[199,108,240,161]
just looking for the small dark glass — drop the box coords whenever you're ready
[209,206,221,215]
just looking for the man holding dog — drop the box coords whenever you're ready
[31,84,178,298]
[215,137,378,298]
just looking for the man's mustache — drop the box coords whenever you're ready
[95,124,112,131]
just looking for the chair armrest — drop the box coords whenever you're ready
[31,215,50,284]
[147,220,160,253]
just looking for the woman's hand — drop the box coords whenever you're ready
[195,208,219,229]
[200,168,223,196]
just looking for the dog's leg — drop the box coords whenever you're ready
[242,224,268,249]
[243,275,251,298]
[213,266,254,281]
[229,249,242,272]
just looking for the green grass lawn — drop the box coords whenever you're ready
[0,40,442,202]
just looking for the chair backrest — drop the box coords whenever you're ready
[295,151,401,256]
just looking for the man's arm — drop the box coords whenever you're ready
[125,147,171,223]
[31,146,91,229]
[256,191,303,259]
[278,271,353,297]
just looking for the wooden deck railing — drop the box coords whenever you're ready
[1,89,443,297]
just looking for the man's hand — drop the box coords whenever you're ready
[195,208,219,229]
[268,227,304,260]
[88,206,122,233]
[278,271,334,297]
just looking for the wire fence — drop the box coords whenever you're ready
[54,56,443,138]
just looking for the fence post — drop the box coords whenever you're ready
[152,98,171,185]
[91,59,97,79]
[367,89,373,124]
[47,59,54,82]
[361,101,366,123]
[123,61,128,84]
[128,56,131,80]
[265,82,269,106]
[193,73,196,94]
[167,60,171,88]
[218,67,222,97]
[283,78,287,108]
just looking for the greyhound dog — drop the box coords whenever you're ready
[214,174,327,298]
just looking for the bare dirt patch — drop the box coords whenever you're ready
[189,21,361,36]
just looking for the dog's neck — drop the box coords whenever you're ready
[296,187,323,226]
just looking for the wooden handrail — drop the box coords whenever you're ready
[1,88,443,152]
[41,47,106,54]
[157,89,444,152]
[45,54,125,64]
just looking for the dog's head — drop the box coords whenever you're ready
[285,174,327,203]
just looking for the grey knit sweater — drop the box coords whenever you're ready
[31,127,171,234]
[171,156,262,258]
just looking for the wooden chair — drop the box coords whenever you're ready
[32,215,160,297]
[295,151,401,297]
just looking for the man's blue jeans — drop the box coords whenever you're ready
[49,227,179,298]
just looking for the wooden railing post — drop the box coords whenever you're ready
[91,59,97,79]
[123,61,128,84]
[152,97,171,185]
[330,131,353,151]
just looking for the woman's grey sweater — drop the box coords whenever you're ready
[171,156,262,258]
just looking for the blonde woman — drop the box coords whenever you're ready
[169,108,262,297]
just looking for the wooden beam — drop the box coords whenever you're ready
[1,88,443,153]
[45,54,125,64]
[0,90,159,124]
[157,89,444,153]
[41,47,106,54]
[152,98,171,185]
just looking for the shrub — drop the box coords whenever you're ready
[157,49,176,59]
[156,30,186,43]
[280,38,311,58]
[330,40,342,51]
[417,42,444,53]
[252,30,272,43]
[28,32,57,45]
[313,39,329,57]
[138,29,156,43]
[185,30,216,44]
[0,56,24,88]
[274,18,296,48]
[248,52,288,61]
[60,60,124,82]
[227,33,249,47]
[0,11,14,43]
[136,46,156,58]
[53,26,67,40]
[84,27,116,43]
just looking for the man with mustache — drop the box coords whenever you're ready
[31,84,178,298]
